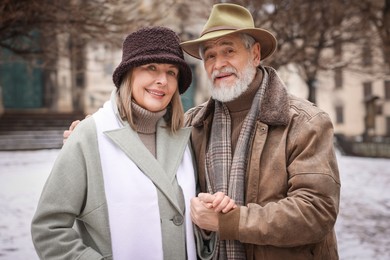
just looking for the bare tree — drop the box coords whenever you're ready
[177,0,362,103]
[0,0,185,111]
[1,0,387,108]
[184,0,388,105]
[0,0,134,59]
[0,0,137,111]
[248,0,363,103]
[356,0,390,72]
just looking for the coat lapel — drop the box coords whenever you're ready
[156,120,192,183]
[103,122,191,213]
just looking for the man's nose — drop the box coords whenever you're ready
[214,56,228,70]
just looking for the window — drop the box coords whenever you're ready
[363,81,372,97]
[181,64,196,111]
[376,104,383,115]
[385,80,390,100]
[76,73,84,87]
[334,68,343,89]
[387,117,390,136]
[362,42,372,67]
[334,41,342,57]
[335,105,344,124]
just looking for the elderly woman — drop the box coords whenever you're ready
[31,26,234,260]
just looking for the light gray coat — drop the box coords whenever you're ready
[31,114,195,260]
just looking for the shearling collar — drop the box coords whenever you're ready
[189,66,290,127]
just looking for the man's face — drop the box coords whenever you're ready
[202,34,261,102]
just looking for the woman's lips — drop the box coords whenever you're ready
[146,89,165,97]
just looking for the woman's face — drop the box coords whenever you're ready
[131,63,179,112]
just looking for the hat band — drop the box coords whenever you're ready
[200,25,243,37]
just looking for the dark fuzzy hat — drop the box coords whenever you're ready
[112,26,192,94]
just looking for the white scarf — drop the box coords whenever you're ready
[94,100,196,260]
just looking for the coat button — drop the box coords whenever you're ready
[172,215,184,226]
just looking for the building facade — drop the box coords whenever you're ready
[1,1,389,155]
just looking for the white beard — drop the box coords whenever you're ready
[208,61,257,102]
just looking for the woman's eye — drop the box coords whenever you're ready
[147,65,156,71]
[168,71,177,77]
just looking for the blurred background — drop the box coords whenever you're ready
[0,0,389,259]
[0,0,390,153]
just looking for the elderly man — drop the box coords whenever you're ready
[181,3,340,260]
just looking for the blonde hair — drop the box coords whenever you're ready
[116,70,184,133]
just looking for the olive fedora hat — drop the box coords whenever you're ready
[180,3,277,61]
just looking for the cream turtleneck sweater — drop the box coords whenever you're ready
[131,102,166,157]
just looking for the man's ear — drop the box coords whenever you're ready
[252,42,261,67]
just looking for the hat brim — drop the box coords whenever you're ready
[181,28,277,61]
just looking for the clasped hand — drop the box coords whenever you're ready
[190,192,237,232]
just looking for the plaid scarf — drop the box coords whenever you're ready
[205,69,268,259]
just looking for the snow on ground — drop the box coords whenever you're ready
[335,153,390,259]
[0,149,389,259]
[0,149,58,260]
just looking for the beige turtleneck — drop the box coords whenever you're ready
[224,69,263,152]
[131,102,166,157]
[132,102,186,215]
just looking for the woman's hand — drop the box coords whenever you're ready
[190,192,237,232]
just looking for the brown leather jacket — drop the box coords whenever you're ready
[185,67,340,259]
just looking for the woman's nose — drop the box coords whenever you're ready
[156,73,168,86]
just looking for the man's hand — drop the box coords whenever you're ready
[63,120,80,144]
[63,114,91,144]
[199,192,237,213]
[190,192,237,232]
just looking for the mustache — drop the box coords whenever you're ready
[211,67,238,82]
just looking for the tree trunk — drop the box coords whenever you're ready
[69,34,86,113]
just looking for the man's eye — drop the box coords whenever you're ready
[148,65,156,71]
[226,49,234,55]
[205,54,215,60]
